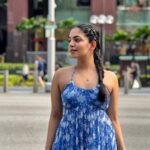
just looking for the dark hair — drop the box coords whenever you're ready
[71,23,106,102]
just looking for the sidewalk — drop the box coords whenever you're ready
[0,86,46,94]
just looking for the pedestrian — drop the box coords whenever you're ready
[35,55,47,88]
[104,61,111,71]
[45,24,125,150]
[22,64,29,81]
[130,61,141,89]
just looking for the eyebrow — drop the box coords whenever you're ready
[68,35,80,39]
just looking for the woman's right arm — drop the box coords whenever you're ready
[45,70,63,150]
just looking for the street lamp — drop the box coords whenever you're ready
[90,14,114,56]
[45,0,57,92]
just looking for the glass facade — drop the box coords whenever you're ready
[117,9,150,29]
[56,0,90,23]
[117,0,150,30]
[117,0,150,7]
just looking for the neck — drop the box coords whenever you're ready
[76,56,95,70]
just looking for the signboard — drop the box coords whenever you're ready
[45,24,57,29]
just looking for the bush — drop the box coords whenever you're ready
[0,63,34,71]
[0,74,34,86]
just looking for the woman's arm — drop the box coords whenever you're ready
[45,70,63,150]
[107,73,125,150]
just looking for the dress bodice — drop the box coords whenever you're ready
[61,80,110,113]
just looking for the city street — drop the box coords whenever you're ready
[0,88,150,150]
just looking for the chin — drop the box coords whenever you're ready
[71,55,78,59]
[70,53,78,59]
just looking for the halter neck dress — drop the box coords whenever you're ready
[52,69,117,150]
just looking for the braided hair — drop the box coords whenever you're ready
[71,24,106,102]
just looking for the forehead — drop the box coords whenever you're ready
[69,27,86,38]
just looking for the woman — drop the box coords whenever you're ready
[45,24,125,150]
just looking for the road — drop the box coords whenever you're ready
[0,88,150,150]
[119,91,150,150]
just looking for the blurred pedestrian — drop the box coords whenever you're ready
[22,64,29,81]
[35,55,47,88]
[130,61,141,89]
[45,24,125,150]
[104,61,111,71]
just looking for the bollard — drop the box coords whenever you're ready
[3,70,9,93]
[33,67,38,93]
[124,71,129,94]
[45,81,51,93]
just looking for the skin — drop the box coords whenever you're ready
[45,28,125,150]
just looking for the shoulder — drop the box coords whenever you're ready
[104,70,117,78]
[54,66,74,77]
[103,70,118,93]
[53,66,74,91]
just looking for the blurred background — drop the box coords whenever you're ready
[0,1,150,150]
[0,0,150,88]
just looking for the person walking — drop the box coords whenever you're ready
[45,24,125,150]
[35,55,47,88]
[22,64,29,81]
[130,61,141,89]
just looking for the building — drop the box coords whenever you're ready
[0,0,7,56]
[0,0,150,63]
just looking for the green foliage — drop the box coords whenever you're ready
[133,26,150,39]
[113,30,129,41]
[106,30,129,42]
[59,18,79,29]
[0,74,34,86]
[16,17,79,32]
[106,26,150,42]
[110,65,120,71]
[16,17,46,31]
[0,63,34,70]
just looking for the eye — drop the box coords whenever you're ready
[74,38,81,42]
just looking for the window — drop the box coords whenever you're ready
[29,0,48,17]
[117,0,124,6]
[117,0,150,7]
[77,0,90,6]
[138,0,150,7]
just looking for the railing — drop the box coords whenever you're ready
[0,68,40,93]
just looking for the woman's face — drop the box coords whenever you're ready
[68,27,93,58]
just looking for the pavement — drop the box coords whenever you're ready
[0,87,150,150]
[1,86,150,95]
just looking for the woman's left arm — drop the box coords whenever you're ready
[107,73,125,150]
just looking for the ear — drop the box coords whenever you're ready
[90,40,96,51]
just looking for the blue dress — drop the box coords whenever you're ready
[52,74,117,150]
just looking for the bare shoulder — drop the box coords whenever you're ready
[104,70,117,80]
[54,66,74,78]
[53,66,74,91]
[103,70,118,93]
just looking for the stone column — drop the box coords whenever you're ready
[7,0,28,62]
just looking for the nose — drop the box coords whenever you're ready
[69,40,75,47]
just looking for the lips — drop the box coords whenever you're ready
[70,49,78,52]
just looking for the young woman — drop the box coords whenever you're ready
[45,24,125,150]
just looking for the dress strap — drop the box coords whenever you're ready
[70,67,76,81]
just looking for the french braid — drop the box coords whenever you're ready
[71,24,106,102]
